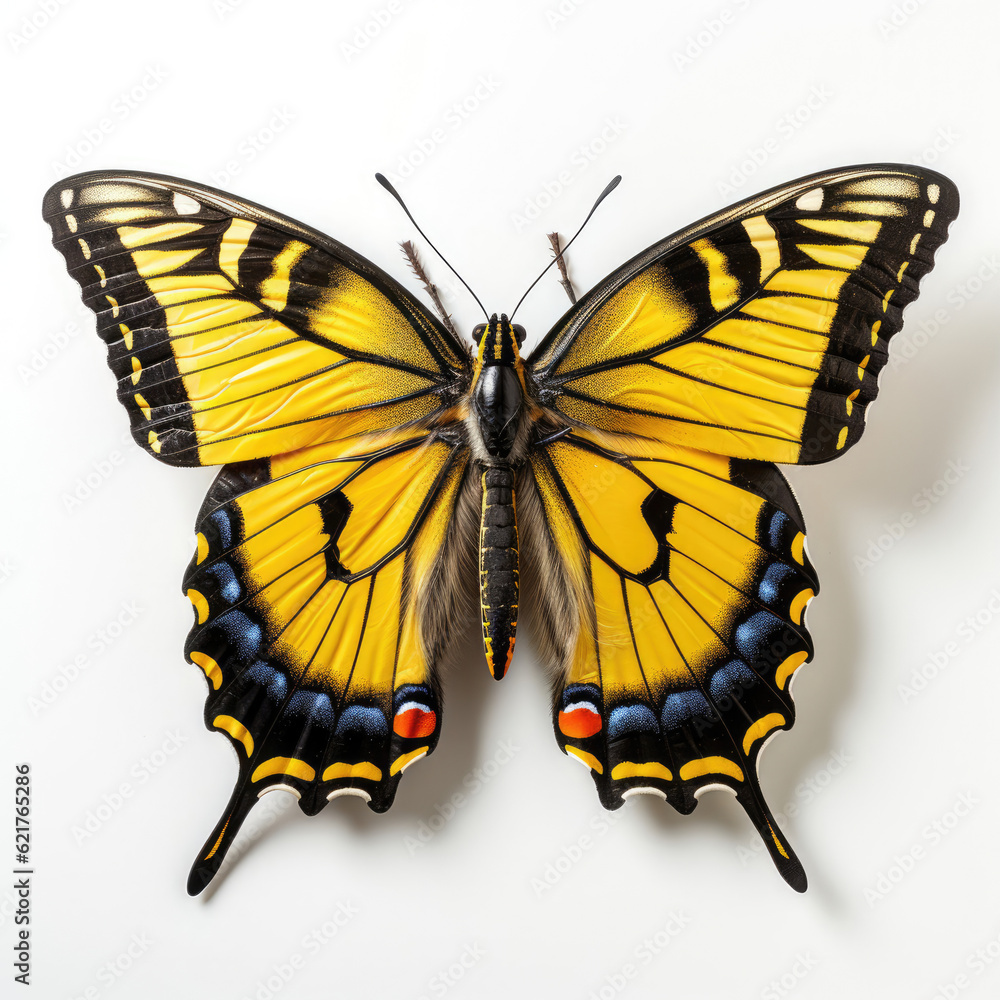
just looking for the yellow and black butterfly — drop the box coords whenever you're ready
[43,164,958,894]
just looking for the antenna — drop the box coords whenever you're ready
[375,173,488,321]
[509,175,621,321]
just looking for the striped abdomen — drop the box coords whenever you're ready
[479,466,518,680]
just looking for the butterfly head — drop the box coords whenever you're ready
[473,313,526,368]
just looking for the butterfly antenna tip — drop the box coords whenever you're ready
[375,172,488,321]
[510,174,622,320]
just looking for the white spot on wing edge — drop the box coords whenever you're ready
[802,533,815,563]
[327,787,372,803]
[927,183,940,204]
[257,783,300,800]
[800,596,813,631]
[795,187,824,211]
[622,786,667,801]
[60,189,73,209]
[693,782,737,800]
[397,749,427,774]
[173,192,200,215]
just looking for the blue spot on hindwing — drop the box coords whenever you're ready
[209,509,232,549]
[207,561,241,604]
[768,510,789,550]
[660,690,712,730]
[735,611,784,664]
[335,706,388,740]
[758,562,794,605]
[607,703,659,739]
[245,662,277,686]
[265,672,286,701]
[709,659,758,703]
[217,610,262,663]
[287,690,334,726]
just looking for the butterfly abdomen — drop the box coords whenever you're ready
[479,466,518,680]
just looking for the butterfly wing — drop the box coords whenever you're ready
[523,429,814,888]
[43,170,468,466]
[524,165,959,889]
[43,172,476,892]
[530,164,958,464]
[183,428,473,893]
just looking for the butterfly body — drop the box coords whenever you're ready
[43,164,958,894]
[467,313,533,678]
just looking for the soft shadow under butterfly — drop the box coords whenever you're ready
[44,164,958,894]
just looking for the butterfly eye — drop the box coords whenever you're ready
[512,323,526,347]
[472,323,487,340]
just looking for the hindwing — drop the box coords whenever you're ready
[183,428,472,892]
[524,428,815,887]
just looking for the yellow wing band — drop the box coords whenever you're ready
[213,715,253,757]
[251,757,316,783]
[678,756,744,782]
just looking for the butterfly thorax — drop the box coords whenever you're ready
[469,312,528,459]
[468,313,528,680]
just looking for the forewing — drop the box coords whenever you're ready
[529,164,958,464]
[43,170,469,466]
[524,427,816,889]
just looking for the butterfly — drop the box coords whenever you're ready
[43,163,958,895]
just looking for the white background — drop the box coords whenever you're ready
[3,0,1000,997]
